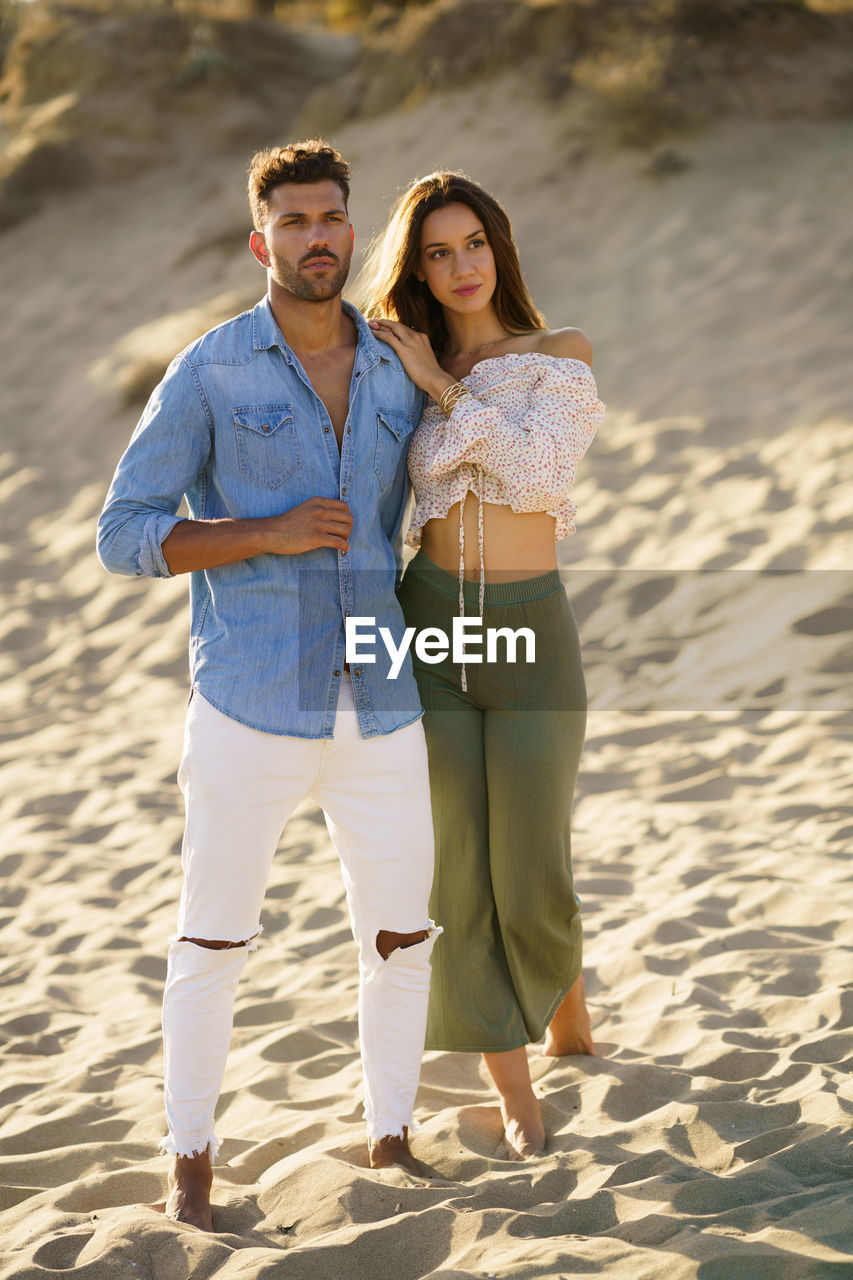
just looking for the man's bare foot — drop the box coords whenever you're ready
[165,1151,214,1231]
[500,1095,546,1161]
[368,1127,421,1176]
[543,975,595,1056]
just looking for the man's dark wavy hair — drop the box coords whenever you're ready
[248,140,350,230]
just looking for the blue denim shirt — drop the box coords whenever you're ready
[97,297,425,738]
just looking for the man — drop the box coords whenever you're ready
[97,140,439,1231]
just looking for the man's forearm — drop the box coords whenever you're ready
[161,497,354,574]
[162,518,276,575]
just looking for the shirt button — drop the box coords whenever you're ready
[261,423,270,432]
[354,668,362,677]
[341,486,347,495]
[347,427,352,434]
[323,426,330,433]
[334,669,341,677]
[341,548,347,556]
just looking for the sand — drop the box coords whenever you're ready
[1,60,852,1280]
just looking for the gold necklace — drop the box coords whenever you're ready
[450,332,511,357]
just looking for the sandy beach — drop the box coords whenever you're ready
[1,3,852,1275]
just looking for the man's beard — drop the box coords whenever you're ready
[271,248,352,302]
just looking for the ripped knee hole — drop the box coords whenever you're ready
[178,935,256,951]
[375,928,430,961]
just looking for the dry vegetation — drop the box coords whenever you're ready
[302,0,853,140]
[0,0,355,228]
[1,0,852,230]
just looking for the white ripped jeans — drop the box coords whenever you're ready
[160,674,439,1159]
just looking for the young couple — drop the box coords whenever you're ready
[97,139,604,1232]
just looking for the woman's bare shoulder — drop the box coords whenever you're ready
[532,327,593,366]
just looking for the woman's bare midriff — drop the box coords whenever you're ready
[419,492,558,582]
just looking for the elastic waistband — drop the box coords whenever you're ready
[406,551,565,608]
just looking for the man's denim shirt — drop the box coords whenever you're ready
[97,297,426,739]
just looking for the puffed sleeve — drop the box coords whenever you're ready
[424,357,604,511]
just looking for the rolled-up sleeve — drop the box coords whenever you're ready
[135,512,184,578]
[96,355,212,578]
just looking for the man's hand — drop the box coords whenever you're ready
[162,498,353,575]
[264,497,352,556]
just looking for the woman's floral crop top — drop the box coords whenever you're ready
[405,352,605,687]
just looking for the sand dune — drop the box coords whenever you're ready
[1,29,852,1280]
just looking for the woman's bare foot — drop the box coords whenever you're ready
[483,1047,546,1160]
[543,975,595,1056]
[165,1151,214,1231]
[368,1126,421,1175]
[500,1096,546,1160]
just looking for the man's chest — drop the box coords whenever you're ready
[198,349,417,513]
[299,353,356,448]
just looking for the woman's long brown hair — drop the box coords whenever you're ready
[356,171,546,357]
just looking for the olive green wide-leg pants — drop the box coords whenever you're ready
[397,552,588,1053]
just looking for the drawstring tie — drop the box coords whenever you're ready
[457,467,485,692]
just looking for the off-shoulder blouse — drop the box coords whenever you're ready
[405,352,605,685]
[407,351,604,547]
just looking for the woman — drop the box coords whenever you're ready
[359,172,603,1158]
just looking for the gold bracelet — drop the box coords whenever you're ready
[438,382,470,416]
[441,383,468,414]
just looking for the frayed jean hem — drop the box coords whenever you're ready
[159,1131,222,1161]
[363,1112,421,1141]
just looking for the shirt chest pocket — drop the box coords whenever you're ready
[375,407,415,491]
[233,405,301,489]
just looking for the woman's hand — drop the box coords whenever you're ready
[368,318,456,403]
